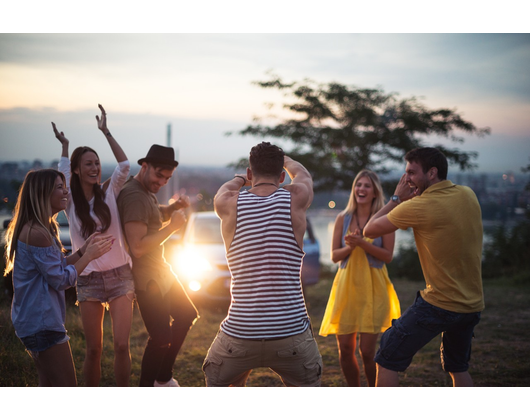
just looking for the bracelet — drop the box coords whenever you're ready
[234,175,246,187]
[105,132,112,137]
[76,248,84,258]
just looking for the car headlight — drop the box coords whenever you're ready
[188,281,202,292]
[174,248,213,282]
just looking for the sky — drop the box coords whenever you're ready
[1,6,529,177]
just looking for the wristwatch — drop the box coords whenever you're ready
[391,195,401,204]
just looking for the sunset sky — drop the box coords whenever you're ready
[1,6,529,175]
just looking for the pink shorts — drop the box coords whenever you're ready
[77,263,135,305]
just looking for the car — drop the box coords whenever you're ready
[2,211,72,254]
[165,211,320,303]
[56,211,72,254]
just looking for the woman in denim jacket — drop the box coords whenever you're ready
[4,169,112,386]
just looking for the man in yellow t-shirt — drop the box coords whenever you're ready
[364,147,484,387]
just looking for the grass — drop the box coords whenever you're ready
[1,267,529,387]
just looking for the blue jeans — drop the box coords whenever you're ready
[374,292,481,373]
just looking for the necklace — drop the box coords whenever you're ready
[253,183,278,188]
[354,211,372,236]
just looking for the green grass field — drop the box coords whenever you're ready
[1,268,529,387]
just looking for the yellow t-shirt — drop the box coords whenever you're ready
[388,180,484,313]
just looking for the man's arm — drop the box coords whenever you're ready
[364,173,415,239]
[123,210,186,259]
[160,195,190,222]
[282,156,313,247]
[282,156,313,211]
[214,174,248,219]
[214,174,248,251]
[363,205,399,239]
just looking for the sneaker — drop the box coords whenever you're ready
[154,378,180,387]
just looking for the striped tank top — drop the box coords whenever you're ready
[220,188,310,339]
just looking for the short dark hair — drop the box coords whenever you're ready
[405,147,448,180]
[249,142,285,178]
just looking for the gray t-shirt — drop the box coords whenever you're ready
[117,177,176,294]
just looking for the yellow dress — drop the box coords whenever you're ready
[319,238,401,336]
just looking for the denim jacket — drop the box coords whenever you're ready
[11,240,77,338]
[340,212,384,269]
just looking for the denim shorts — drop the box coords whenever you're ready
[374,292,481,373]
[19,330,69,357]
[77,263,135,305]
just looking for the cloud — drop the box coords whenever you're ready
[1,33,529,173]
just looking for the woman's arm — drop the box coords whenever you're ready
[96,104,127,163]
[71,233,114,274]
[51,122,69,158]
[331,213,353,264]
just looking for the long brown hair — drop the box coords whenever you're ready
[70,146,111,238]
[4,169,65,275]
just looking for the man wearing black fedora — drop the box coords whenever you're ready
[118,144,199,387]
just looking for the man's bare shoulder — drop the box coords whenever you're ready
[283,183,312,209]
[214,190,239,218]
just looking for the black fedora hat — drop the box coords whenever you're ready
[138,145,179,168]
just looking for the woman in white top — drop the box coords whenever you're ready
[52,104,134,387]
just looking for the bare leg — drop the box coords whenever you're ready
[34,341,77,387]
[80,301,105,386]
[450,371,474,387]
[359,333,379,387]
[109,294,134,387]
[336,333,360,386]
[375,363,399,387]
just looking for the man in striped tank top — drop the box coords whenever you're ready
[202,142,322,387]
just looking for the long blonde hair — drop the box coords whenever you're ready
[4,169,65,275]
[341,169,385,217]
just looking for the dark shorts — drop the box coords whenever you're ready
[374,292,481,373]
[19,330,69,356]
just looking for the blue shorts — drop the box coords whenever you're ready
[374,292,481,373]
[77,263,135,305]
[19,330,69,356]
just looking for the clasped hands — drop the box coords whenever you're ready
[344,228,365,250]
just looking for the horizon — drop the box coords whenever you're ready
[1,158,528,179]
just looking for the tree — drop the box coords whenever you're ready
[228,74,490,191]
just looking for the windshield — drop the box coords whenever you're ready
[189,217,223,244]
[56,211,69,226]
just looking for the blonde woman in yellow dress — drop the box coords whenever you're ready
[319,170,401,386]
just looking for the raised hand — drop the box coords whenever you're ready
[394,173,418,202]
[51,122,69,146]
[172,194,191,210]
[95,104,108,133]
[169,209,187,232]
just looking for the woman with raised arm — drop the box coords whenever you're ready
[4,169,113,386]
[51,104,135,387]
